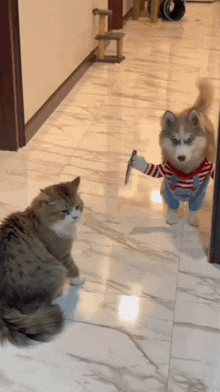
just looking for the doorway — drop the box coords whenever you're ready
[0,1,25,151]
[108,0,123,30]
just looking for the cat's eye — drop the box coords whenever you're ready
[75,205,80,210]
[61,210,69,214]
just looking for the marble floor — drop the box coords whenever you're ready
[1,3,220,391]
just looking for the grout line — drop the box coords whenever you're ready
[166,218,185,389]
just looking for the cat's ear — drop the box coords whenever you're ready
[71,177,80,190]
[39,189,57,205]
[162,111,176,128]
[40,189,50,199]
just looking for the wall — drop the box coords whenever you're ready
[18,0,108,123]
[123,0,132,16]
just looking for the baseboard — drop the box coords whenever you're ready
[123,8,133,20]
[25,48,97,144]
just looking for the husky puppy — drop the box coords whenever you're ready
[130,79,216,226]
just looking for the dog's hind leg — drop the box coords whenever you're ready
[161,180,179,224]
[166,208,179,225]
[188,210,199,227]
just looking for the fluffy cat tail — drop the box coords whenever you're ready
[0,304,64,346]
[194,78,213,113]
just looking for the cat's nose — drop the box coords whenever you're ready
[178,155,186,162]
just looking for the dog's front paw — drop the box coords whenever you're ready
[166,209,179,225]
[130,155,148,173]
[69,276,85,286]
[188,211,199,227]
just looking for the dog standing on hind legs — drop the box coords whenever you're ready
[129,79,216,226]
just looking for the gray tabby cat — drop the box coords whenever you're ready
[0,176,83,345]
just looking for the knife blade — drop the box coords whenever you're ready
[125,150,137,185]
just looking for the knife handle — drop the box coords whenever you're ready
[129,150,137,164]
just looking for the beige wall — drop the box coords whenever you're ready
[123,0,132,16]
[19,0,108,123]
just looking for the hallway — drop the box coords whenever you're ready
[1,3,220,391]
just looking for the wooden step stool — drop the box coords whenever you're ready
[93,8,125,63]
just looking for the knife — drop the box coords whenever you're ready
[125,150,137,185]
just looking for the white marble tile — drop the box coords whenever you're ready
[69,205,182,300]
[176,268,220,304]
[168,301,220,391]
[0,323,82,392]
[1,2,220,391]
[176,215,220,305]
[0,155,65,211]
[0,290,173,392]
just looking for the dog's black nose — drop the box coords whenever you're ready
[178,155,186,162]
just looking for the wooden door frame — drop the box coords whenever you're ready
[210,111,220,264]
[0,0,25,151]
[108,0,123,30]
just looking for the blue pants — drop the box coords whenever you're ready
[162,176,210,212]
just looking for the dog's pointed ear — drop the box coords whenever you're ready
[187,109,201,126]
[162,111,176,128]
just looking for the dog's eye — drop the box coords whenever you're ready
[172,139,179,146]
[61,210,69,214]
[185,138,193,145]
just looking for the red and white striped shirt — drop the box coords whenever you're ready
[144,159,214,190]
